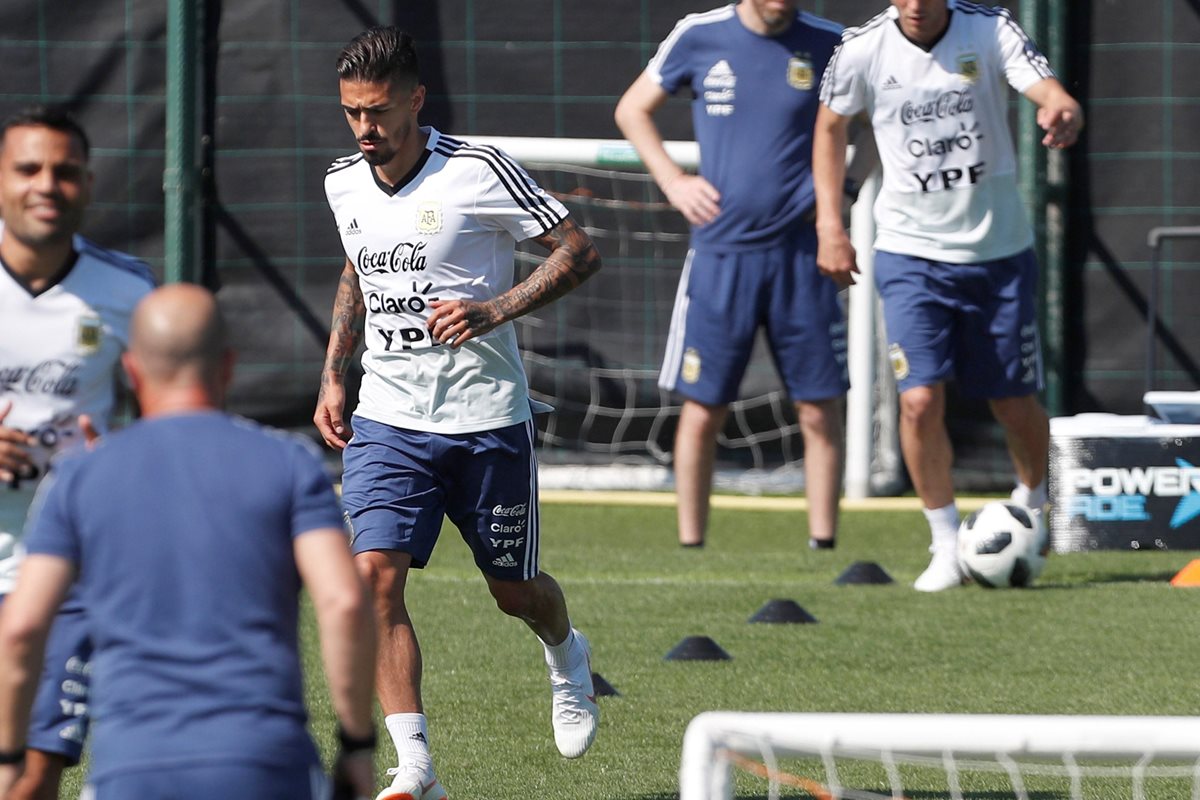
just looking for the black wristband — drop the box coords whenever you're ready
[0,747,25,765]
[337,725,376,754]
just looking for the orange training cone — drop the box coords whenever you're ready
[1170,559,1200,586]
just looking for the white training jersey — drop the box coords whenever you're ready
[0,229,154,593]
[325,127,568,434]
[820,0,1056,262]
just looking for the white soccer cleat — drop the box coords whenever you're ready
[375,761,447,800]
[548,629,599,758]
[914,548,964,592]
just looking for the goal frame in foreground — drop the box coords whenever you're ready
[680,711,1200,800]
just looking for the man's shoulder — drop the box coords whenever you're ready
[952,0,1014,25]
[74,237,156,289]
[835,7,894,51]
[324,152,367,195]
[663,4,737,47]
[795,11,843,42]
[70,237,156,309]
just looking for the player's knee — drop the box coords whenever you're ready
[899,388,942,430]
[354,551,407,599]
[678,401,727,438]
[798,400,842,440]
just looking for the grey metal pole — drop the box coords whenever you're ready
[164,0,199,284]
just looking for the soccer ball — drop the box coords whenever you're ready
[956,502,1048,588]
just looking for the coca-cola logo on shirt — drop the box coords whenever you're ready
[0,360,81,397]
[900,89,974,126]
[356,241,428,275]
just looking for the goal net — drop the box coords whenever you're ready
[473,136,903,496]
[680,711,1200,800]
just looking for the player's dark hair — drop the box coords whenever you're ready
[336,26,420,88]
[0,104,90,160]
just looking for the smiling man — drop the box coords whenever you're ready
[314,26,604,800]
[0,105,155,799]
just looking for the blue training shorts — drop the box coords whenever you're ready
[341,415,541,581]
[658,225,849,406]
[0,594,93,764]
[874,248,1043,398]
[85,761,328,800]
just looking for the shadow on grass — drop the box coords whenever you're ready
[1033,571,1178,589]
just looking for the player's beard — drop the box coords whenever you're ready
[359,139,394,166]
[359,118,412,167]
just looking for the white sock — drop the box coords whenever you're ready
[1011,480,1048,511]
[923,503,960,553]
[542,626,577,670]
[385,712,432,767]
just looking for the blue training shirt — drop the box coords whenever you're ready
[23,412,346,780]
[648,5,842,251]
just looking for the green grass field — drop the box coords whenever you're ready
[64,498,1200,798]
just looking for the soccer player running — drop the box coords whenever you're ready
[614,0,849,551]
[0,105,155,799]
[0,284,379,799]
[314,27,603,800]
[813,0,1083,590]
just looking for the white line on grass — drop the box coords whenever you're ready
[538,490,993,513]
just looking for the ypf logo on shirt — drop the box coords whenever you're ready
[416,201,442,235]
[787,54,814,91]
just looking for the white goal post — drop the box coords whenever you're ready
[469,135,899,498]
[681,711,1200,800]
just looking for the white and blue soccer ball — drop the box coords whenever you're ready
[957,502,1048,588]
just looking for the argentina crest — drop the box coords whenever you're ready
[416,200,442,235]
[957,52,980,83]
[77,314,102,354]
[787,54,813,91]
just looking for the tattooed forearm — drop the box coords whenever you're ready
[492,217,601,322]
[322,260,365,380]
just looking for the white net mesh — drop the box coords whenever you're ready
[510,158,901,494]
[681,712,1200,800]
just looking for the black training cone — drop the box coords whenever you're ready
[591,672,620,697]
[835,561,895,585]
[665,635,732,661]
[749,599,818,624]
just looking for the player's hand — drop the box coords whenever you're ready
[661,173,721,227]
[1038,104,1084,150]
[331,749,374,800]
[0,400,35,485]
[427,299,499,348]
[78,414,101,449]
[816,225,860,289]
[314,379,352,451]
[0,762,23,797]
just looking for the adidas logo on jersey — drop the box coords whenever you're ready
[492,553,519,568]
[703,60,736,89]
[343,218,361,236]
[882,75,902,90]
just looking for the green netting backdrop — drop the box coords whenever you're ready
[0,1,1196,485]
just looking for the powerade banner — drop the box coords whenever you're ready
[1049,435,1200,551]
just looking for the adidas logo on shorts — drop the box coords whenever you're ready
[492,553,518,568]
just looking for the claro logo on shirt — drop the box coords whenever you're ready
[703,60,736,116]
